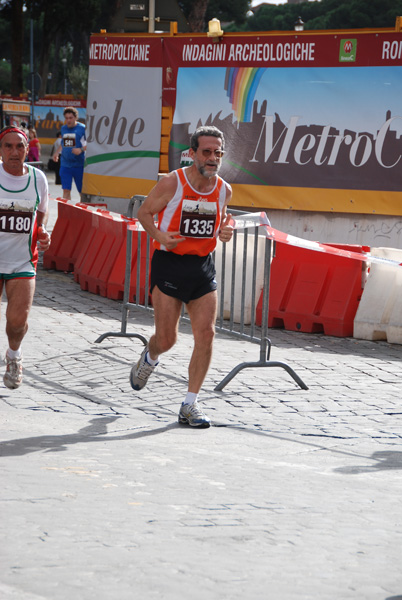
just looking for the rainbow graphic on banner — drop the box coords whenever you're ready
[224,67,265,123]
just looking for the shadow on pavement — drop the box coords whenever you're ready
[2,412,400,477]
[0,417,181,458]
[212,423,402,473]
[334,451,402,474]
[0,417,259,461]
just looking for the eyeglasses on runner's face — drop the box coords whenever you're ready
[200,148,225,158]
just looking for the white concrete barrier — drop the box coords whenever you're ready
[353,247,402,344]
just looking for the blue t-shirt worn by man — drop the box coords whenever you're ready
[60,122,86,169]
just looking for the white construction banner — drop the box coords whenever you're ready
[84,36,163,198]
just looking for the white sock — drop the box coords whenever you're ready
[183,392,198,406]
[7,347,22,359]
[145,351,159,366]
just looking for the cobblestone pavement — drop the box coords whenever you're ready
[0,182,401,600]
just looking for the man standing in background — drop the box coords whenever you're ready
[53,106,86,200]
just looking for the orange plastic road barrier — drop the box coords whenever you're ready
[43,201,152,304]
[106,231,154,305]
[73,210,128,297]
[43,200,93,272]
[256,242,369,337]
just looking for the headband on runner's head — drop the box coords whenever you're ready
[0,127,28,143]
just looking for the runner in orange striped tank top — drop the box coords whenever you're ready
[130,126,234,428]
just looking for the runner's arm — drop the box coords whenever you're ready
[219,182,234,243]
[37,210,51,251]
[137,173,185,249]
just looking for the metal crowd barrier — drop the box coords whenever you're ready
[26,161,45,170]
[95,195,308,392]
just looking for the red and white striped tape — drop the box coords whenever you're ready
[231,212,402,269]
[53,197,131,223]
[53,198,402,268]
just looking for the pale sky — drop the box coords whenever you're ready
[251,1,288,5]
[251,1,318,5]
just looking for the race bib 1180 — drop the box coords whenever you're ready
[0,199,34,234]
[0,211,33,233]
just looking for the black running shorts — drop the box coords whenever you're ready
[151,249,217,304]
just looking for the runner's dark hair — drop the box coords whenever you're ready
[190,126,225,151]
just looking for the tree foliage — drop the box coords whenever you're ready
[239,0,402,33]
[68,64,88,97]
[179,0,251,31]
[0,0,119,96]
[0,0,401,97]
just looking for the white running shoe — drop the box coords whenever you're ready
[178,402,211,428]
[130,346,158,391]
[4,352,23,389]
